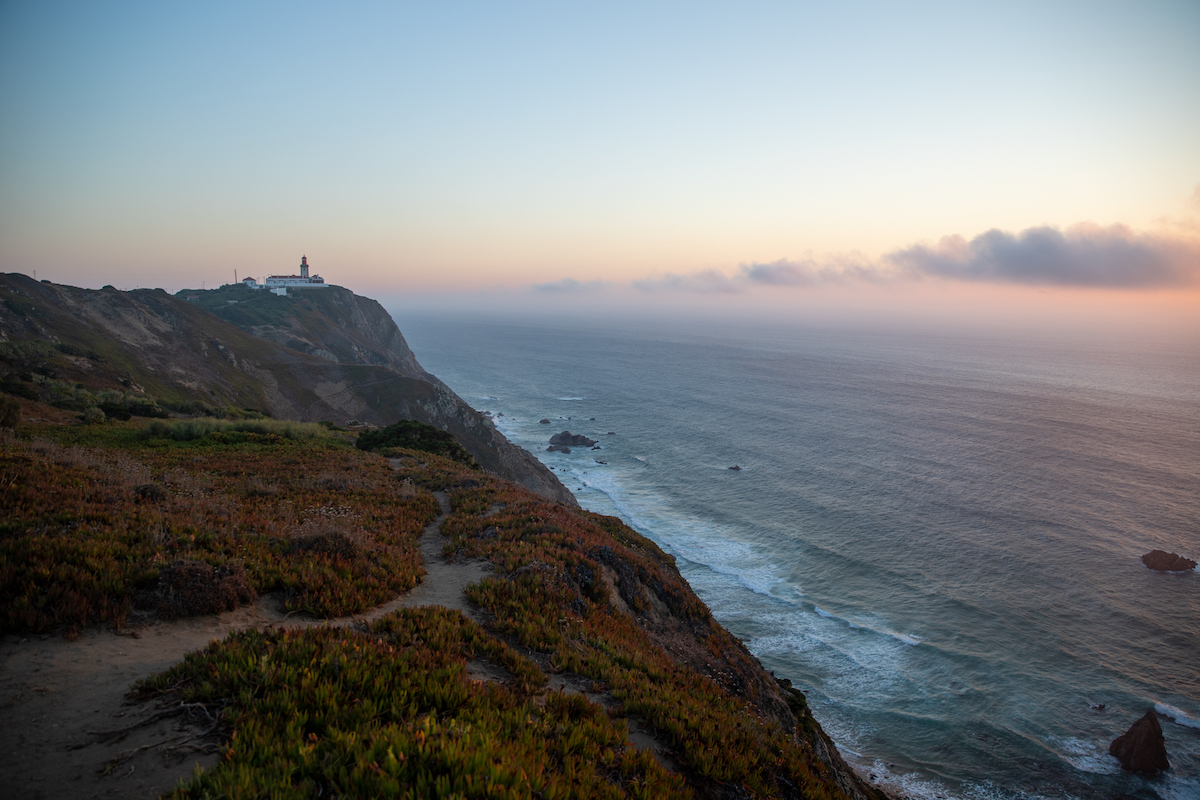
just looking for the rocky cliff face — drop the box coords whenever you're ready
[0,274,576,506]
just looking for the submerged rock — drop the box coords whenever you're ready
[547,445,571,454]
[539,418,551,424]
[728,465,742,471]
[1141,550,1197,571]
[1109,710,1170,773]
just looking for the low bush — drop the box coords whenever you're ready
[137,559,256,619]
[356,420,476,467]
[139,417,329,441]
[0,396,19,429]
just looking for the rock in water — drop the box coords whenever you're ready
[549,430,598,448]
[1109,710,1170,773]
[1141,550,1197,571]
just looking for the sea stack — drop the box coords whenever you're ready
[1141,550,1197,572]
[1109,710,1170,773]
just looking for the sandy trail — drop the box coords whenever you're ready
[0,490,493,799]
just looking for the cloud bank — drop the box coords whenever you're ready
[887,224,1198,288]
[612,223,1200,295]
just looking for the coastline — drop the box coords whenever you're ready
[397,313,1200,800]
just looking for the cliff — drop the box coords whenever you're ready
[0,274,574,505]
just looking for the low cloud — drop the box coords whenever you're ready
[532,277,612,293]
[624,222,1199,295]
[632,256,894,294]
[740,255,881,286]
[632,269,743,294]
[887,224,1199,288]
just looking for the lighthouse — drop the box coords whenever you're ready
[262,255,329,293]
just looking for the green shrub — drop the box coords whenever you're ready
[357,420,476,467]
[0,380,38,401]
[139,417,330,442]
[0,396,19,429]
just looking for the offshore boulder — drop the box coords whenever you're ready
[1141,550,1197,572]
[1109,710,1170,773]
[549,430,597,448]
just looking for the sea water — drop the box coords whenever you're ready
[396,310,1200,800]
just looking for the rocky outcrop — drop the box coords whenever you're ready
[1109,710,1170,773]
[549,430,597,448]
[1142,550,1197,572]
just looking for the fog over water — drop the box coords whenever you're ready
[397,309,1200,800]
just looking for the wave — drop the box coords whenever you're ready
[556,396,586,401]
[1047,736,1121,776]
[1156,702,1200,730]
[813,607,922,647]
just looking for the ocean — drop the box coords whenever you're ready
[396,310,1200,800]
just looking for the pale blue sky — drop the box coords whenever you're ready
[1,1,1197,306]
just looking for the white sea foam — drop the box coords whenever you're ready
[1156,702,1200,730]
[1047,736,1121,775]
[1159,775,1200,800]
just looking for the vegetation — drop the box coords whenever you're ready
[118,450,861,798]
[0,385,870,797]
[0,396,18,429]
[175,282,302,328]
[139,416,329,442]
[0,424,438,636]
[357,419,478,467]
[134,608,692,800]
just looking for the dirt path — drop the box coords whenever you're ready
[0,491,493,800]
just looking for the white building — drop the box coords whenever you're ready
[262,256,330,293]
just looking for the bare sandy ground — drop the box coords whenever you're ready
[0,491,495,799]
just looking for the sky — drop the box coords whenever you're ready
[1,1,1198,336]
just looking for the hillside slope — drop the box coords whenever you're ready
[2,423,888,800]
[0,273,573,505]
